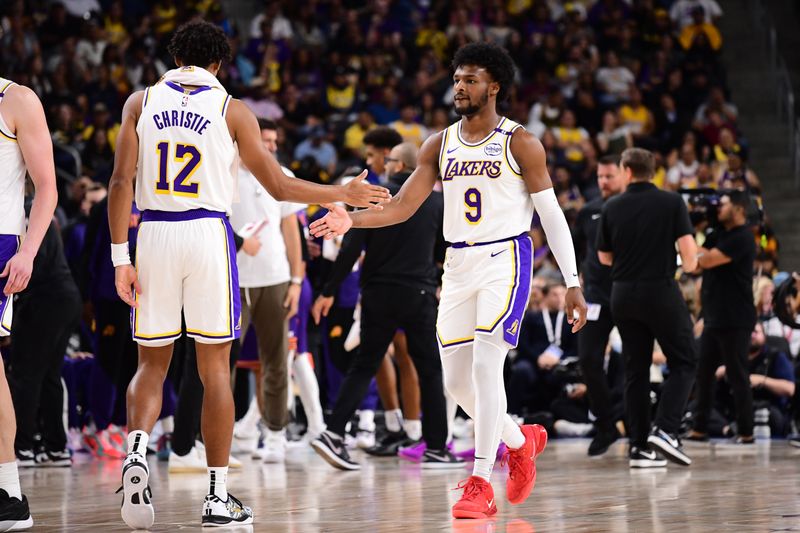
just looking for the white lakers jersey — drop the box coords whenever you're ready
[0,77,27,236]
[135,72,237,214]
[439,117,533,243]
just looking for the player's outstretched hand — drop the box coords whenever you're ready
[310,204,353,240]
[115,264,141,308]
[0,250,34,296]
[565,286,587,333]
[343,170,391,208]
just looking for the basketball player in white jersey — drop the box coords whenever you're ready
[0,78,58,531]
[312,42,588,519]
[107,22,389,529]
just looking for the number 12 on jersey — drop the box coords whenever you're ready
[464,187,482,224]
[155,141,202,197]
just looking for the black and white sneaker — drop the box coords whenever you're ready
[0,489,33,531]
[364,430,414,457]
[201,493,253,527]
[788,435,800,448]
[421,448,465,469]
[311,431,360,471]
[629,447,667,468]
[647,427,691,466]
[118,452,154,530]
[35,449,72,468]
[14,450,35,469]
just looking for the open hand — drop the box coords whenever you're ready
[310,204,353,240]
[115,264,141,307]
[311,295,335,324]
[1,250,34,296]
[343,170,391,208]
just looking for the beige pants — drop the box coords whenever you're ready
[240,282,289,431]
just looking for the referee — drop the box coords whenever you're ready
[309,142,460,470]
[597,148,698,468]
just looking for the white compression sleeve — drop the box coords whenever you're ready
[531,188,580,288]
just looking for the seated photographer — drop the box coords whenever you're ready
[686,189,757,444]
[700,323,795,438]
[508,281,577,416]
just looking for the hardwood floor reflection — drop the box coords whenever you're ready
[21,439,800,532]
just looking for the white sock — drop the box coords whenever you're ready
[404,419,422,441]
[293,353,325,437]
[208,466,228,501]
[127,430,149,456]
[161,416,174,434]
[385,408,403,433]
[358,409,375,432]
[0,461,21,499]
[473,456,493,481]
[504,423,525,449]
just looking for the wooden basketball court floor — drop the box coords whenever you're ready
[19,439,800,532]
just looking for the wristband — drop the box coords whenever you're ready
[290,276,303,286]
[111,242,131,267]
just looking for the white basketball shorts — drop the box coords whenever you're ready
[132,209,241,347]
[437,233,533,350]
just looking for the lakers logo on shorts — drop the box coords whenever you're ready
[506,319,519,337]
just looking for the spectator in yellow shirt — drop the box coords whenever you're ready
[390,105,429,147]
[344,111,376,159]
[679,7,722,51]
[618,86,655,140]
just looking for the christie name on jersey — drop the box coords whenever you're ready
[152,109,212,135]
[441,157,502,181]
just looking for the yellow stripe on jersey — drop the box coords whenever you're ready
[504,124,522,177]
[0,81,13,95]
[475,240,518,334]
[0,128,17,142]
[437,330,474,348]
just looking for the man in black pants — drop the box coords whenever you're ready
[9,217,81,466]
[597,148,698,468]
[573,155,628,456]
[687,190,756,444]
[309,142,461,470]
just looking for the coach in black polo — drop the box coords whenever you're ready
[597,148,698,469]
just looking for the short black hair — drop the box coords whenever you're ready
[167,21,232,68]
[452,42,516,102]
[257,118,277,131]
[363,127,403,150]
[721,189,750,210]
[620,148,655,180]
[598,154,621,166]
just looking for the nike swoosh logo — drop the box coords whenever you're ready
[490,250,507,257]
[591,214,601,220]
[642,452,656,459]
[447,147,459,154]
[487,499,494,508]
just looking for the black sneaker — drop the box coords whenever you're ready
[311,431,360,471]
[647,427,691,466]
[629,447,667,468]
[421,448,465,469]
[364,430,414,457]
[35,449,72,467]
[789,435,800,448]
[201,493,253,527]
[15,450,35,469]
[588,428,620,457]
[0,489,33,531]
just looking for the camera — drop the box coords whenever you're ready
[679,187,763,229]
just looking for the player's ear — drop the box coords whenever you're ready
[489,81,500,98]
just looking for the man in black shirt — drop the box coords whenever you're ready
[573,155,628,456]
[309,142,460,470]
[597,148,698,468]
[687,190,756,443]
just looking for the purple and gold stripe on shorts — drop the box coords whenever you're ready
[501,235,533,347]
[0,235,20,334]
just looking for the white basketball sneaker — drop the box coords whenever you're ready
[201,493,253,527]
[119,452,154,530]
[260,430,286,464]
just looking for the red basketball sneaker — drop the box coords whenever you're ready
[452,476,498,519]
[503,424,548,505]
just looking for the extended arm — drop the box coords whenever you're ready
[512,128,587,331]
[228,100,389,207]
[0,85,58,295]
